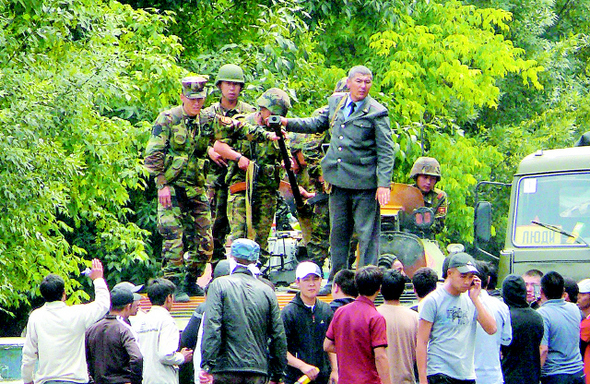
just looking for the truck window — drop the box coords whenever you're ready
[513,172,590,247]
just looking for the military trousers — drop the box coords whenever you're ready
[228,188,277,267]
[299,198,330,269]
[208,167,231,265]
[326,185,380,287]
[157,185,213,280]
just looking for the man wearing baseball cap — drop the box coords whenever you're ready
[281,262,336,384]
[201,239,287,384]
[417,252,497,384]
[85,287,143,384]
[579,279,590,384]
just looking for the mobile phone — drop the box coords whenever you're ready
[534,284,541,300]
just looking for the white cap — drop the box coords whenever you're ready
[296,262,322,280]
[579,279,590,294]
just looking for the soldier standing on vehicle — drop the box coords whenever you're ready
[144,76,222,301]
[407,157,448,237]
[203,64,257,270]
[282,66,396,295]
[213,88,291,270]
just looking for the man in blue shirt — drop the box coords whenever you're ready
[538,271,585,384]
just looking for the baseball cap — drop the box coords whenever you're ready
[447,252,478,274]
[231,238,260,262]
[182,76,208,99]
[110,287,134,307]
[114,281,143,301]
[579,279,590,294]
[296,261,322,280]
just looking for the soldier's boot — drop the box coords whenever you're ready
[168,276,190,303]
[182,275,205,297]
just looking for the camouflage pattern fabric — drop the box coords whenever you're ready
[203,100,257,264]
[275,192,293,231]
[421,186,448,234]
[158,185,213,280]
[144,104,230,280]
[217,112,289,260]
[306,199,330,269]
[256,88,291,117]
[228,189,277,267]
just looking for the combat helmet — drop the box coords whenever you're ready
[215,64,245,86]
[333,77,349,94]
[410,157,441,181]
[256,88,291,117]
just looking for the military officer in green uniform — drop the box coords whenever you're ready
[409,156,448,236]
[213,88,292,270]
[203,64,257,270]
[282,66,396,294]
[289,77,350,271]
[144,76,223,302]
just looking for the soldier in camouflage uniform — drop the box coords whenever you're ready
[289,78,350,271]
[213,88,292,270]
[409,156,448,237]
[144,76,234,302]
[202,64,257,269]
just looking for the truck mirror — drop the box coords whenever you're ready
[474,201,492,243]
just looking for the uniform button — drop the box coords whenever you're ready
[338,147,342,151]
[337,158,342,163]
[339,136,343,139]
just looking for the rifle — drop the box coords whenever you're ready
[267,115,306,211]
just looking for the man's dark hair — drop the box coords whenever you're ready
[412,267,438,299]
[381,269,406,301]
[355,266,383,297]
[524,269,544,279]
[147,278,176,306]
[334,269,358,297]
[564,277,579,303]
[40,274,65,302]
[487,263,499,290]
[541,271,564,300]
[442,257,449,279]
[475,261,490,290]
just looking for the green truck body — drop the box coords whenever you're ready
[490,147,590,280]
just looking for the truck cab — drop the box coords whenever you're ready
[477,147,590,281]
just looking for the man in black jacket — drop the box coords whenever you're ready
[200,239,287,384]
[85,287,143,384]
[282,262,337,384]
[501,274,545,384]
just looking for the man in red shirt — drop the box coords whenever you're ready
[324,266,392,384]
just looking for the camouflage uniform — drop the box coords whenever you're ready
[203,99,256,265]
[218,88,292,268]
[409,156,448,238]
[145,77,227,286]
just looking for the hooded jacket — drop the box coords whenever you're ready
[281,293,334,384]
[501,274,545,384]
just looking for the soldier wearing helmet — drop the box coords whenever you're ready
[213,88,292,269]
[410,156,448,234]
[203,64,257,275]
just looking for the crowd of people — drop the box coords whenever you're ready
[20,245,590,384]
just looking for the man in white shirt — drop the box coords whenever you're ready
[21,258,110,384]
[133,278,193,384]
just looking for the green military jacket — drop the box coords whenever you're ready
[202,99,257,119]
[217,112,288,191]
[287,94,395,190]
[144,105,223,190]
[420,186,448,233]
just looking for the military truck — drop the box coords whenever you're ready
[475,146,590,281]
